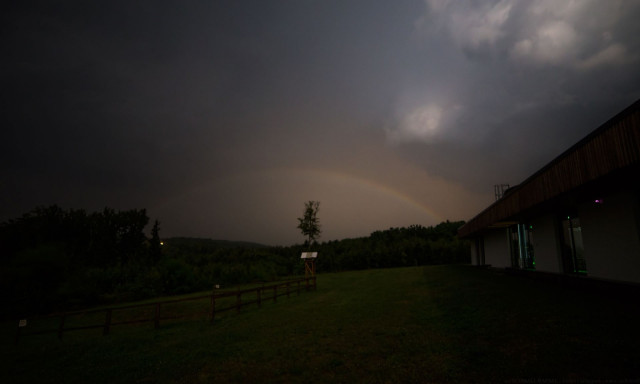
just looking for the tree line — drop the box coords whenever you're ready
[1,205,468,318]
[0,205,161,318]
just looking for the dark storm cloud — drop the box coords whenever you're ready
[1,2,255,206]
[2,1,639,244]
[388,0,640,190]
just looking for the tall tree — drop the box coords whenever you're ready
[149,219,162,264]
[297,201,321,248]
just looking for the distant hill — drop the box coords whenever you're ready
[163,237,267,251]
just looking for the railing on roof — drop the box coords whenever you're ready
[459,99,640,238]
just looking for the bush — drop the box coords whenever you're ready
[159,259,196,295]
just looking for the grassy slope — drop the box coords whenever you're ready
[2,265,639,383]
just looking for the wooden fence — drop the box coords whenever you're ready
[14,276,316,344]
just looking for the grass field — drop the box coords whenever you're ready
[2,265,639,383]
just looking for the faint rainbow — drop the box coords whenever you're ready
[150,167,444,224]
[271,167,443,223]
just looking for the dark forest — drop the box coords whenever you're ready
[1,205,468,318]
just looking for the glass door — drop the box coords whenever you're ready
[509,224,535,270]
[560,216,587,275]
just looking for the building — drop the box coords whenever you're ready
[458,99,640,284]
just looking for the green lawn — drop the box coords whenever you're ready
[2,265,639,383]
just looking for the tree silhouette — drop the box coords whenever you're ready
[149,220,162,264]
[297,201,321,248]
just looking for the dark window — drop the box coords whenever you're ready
[509,224,535,270]
[560,216,587,275]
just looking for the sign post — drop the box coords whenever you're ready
[300,252,317,277]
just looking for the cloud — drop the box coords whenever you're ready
[422,0,639,70]
[386,102,463,144]
[511,0,638,70]
[388,104,441,143]
[451,0,512,49]
[511,20,578,65]
[421,0,513,51]
[388,0,640,195]
[576,43,635,71]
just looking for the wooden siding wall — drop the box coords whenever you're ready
[458,101,640,238]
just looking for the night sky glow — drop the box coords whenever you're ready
[2,1,640,245]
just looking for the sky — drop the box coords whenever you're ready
[2,0,640,246]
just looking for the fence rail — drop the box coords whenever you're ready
[14,276,316,344]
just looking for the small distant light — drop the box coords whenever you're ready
[160,242,164,246]
[594,199,603,204]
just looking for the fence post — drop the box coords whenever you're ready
[297,280,301,295]
[103,310,112,335]
[58,314,66,339]
[210,295,216,323]
[154,303,161,329]
[313,276,317,290]
[273,286,277,303]
[286,282,290,298]
[236,290,242,313]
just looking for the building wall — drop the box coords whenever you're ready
[579,189,640,283]
[466,188,640,283]
[483,228,511,268]
[530,214,562,273]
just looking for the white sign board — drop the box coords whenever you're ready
[300,252,318,259]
